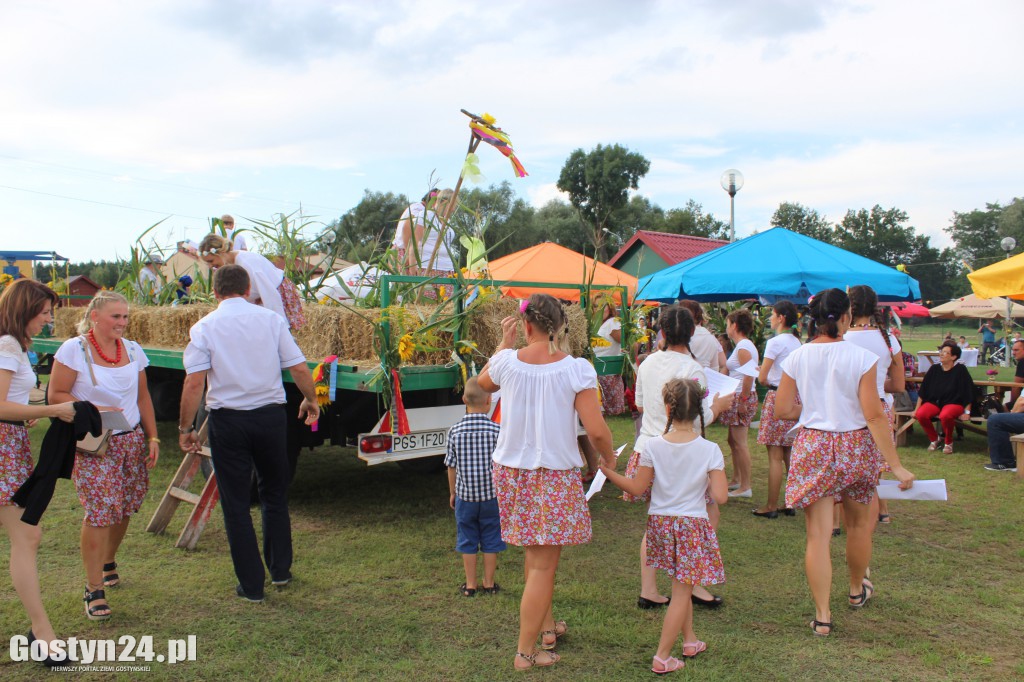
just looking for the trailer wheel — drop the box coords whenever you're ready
[396,455,446,474]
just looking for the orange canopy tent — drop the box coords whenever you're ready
[487,242,638,303]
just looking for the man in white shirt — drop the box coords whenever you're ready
[221,215,248,251]
[178,264,319,602]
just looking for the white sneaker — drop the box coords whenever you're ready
[927,441,940,451]
[942,444,953,454]
[727,482,740,491]
[727,488,753,498]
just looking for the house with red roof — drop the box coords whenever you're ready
[607,231,729,279]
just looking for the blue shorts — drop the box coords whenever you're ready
[455,496,506,554]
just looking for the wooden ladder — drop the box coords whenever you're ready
[145,419,220,550]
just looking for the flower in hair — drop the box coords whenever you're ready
[519,299,530,314]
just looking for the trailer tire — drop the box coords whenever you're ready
[396,455,446,474]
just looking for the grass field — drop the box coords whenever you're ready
[2,326,1022,680]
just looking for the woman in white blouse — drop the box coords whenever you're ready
[49,291,159,622]
[0,280,76,662]
[198,233,306,330]
[478,293,615,671]
[720,309,759,498]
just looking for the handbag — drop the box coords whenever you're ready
[75,337,113,458]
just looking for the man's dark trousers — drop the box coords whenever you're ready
[209,404,292,597]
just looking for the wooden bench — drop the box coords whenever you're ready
[1010,434,1024,478]
[894,411,988,448]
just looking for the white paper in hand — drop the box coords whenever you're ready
[736,359,759,378]
[585,444,627,501]
[704,370,741,396]
[100,410,132,431]
[876,479,947,501]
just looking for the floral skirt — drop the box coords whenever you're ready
[492,464,592,546]
[719,389,758,428]
[0,423,32,506]
[278,279,306,331]
[646,515,725,586]
[785,428,882,509]
[73,427,149,527]
[598,374,627,416]
[622,450,651,503]
[757,389,799,447]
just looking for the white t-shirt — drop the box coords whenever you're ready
[416,220,456,272]
[0,335,35,406]
[137,267,160,297]
[393,202,426,248]
[183,298,305,410]
[595,318,622,357]
[762,334,801,387]
[726,337,759,380]
[843,328,902,405]
[640,435,725,518]
[54,336,150,429]
[235,251,287,323]
[781,341,878,432]
[634,349,714,452]
[487,348,597,470]
[688,326,723,373]
[225,227,247,251]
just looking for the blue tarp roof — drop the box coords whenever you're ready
[637,227,922,303]
[0,251,68,262]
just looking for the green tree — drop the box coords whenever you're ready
[946,197,1024,266]
[326,190,410,262]
[448,182,537,261]
[770,202,835,243]
[534,200,588,253]
[661,200,729,240]
[835,205,954,302]
[556,144,651,260]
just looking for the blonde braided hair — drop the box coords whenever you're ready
[521,293,570,354]
[662,378,706,438]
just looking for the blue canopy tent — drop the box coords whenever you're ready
[637,227,921,303]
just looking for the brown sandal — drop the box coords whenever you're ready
[515,650,559,669]
[539,620,567,650]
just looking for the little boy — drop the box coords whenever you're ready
[445,377,505,597]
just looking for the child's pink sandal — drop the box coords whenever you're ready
[682,641,707,658]
[651,655,684,674]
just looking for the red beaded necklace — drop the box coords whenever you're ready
[87,330,122,365]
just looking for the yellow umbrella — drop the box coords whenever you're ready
[928,293,1024,319]
[968,252,1024,300]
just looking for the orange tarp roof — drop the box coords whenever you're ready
[488,242,637,302]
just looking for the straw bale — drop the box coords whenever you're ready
[52,297,591,366]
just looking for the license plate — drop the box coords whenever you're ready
[392,430,447,452]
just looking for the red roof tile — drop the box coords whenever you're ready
[608,231,728,267]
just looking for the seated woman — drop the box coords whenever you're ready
[914,340,976,454]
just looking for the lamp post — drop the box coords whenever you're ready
[1002,237,1017,367]
[720,169,744,242]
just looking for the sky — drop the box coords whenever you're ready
[1,0,1022,264]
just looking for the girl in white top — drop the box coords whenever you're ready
[844,285,904,525]
[478,293,615,671]
[198,233,306,330]
[754,300,802,518]
[594,301,627,416]
[774,288,914,638]
[0,280,76,664]
[49,291,160,623]
[629,305,732,610]
[602,378,728,674]
[720,308,759,497]
[678,300,727,373]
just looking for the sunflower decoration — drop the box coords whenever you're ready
[0,273,13,290]
[311,355,338,407]
[590,336,612,348]
[398,333,416,363]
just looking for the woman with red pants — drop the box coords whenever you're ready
[914,340,975,454]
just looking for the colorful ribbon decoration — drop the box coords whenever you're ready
[469,116,528,178]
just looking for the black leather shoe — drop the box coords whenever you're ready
[691,593,723,608]
[235,584,265,603]
[637,595,670,609]
[782,508,797,516]
[26,630,61,668]
[751,508,779,519]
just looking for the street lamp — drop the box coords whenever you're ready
[720,169,744,242]
[1001,237,1017,367]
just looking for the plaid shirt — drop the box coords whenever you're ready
[444,414,500,502]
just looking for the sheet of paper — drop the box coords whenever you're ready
[585,444,627,501]
[100,409,132,431]
[736,359,759,378]
[89,386,122,409]
[704,370,741,396]
[876,479,947,501]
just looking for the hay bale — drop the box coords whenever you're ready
[52,297,592,366]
